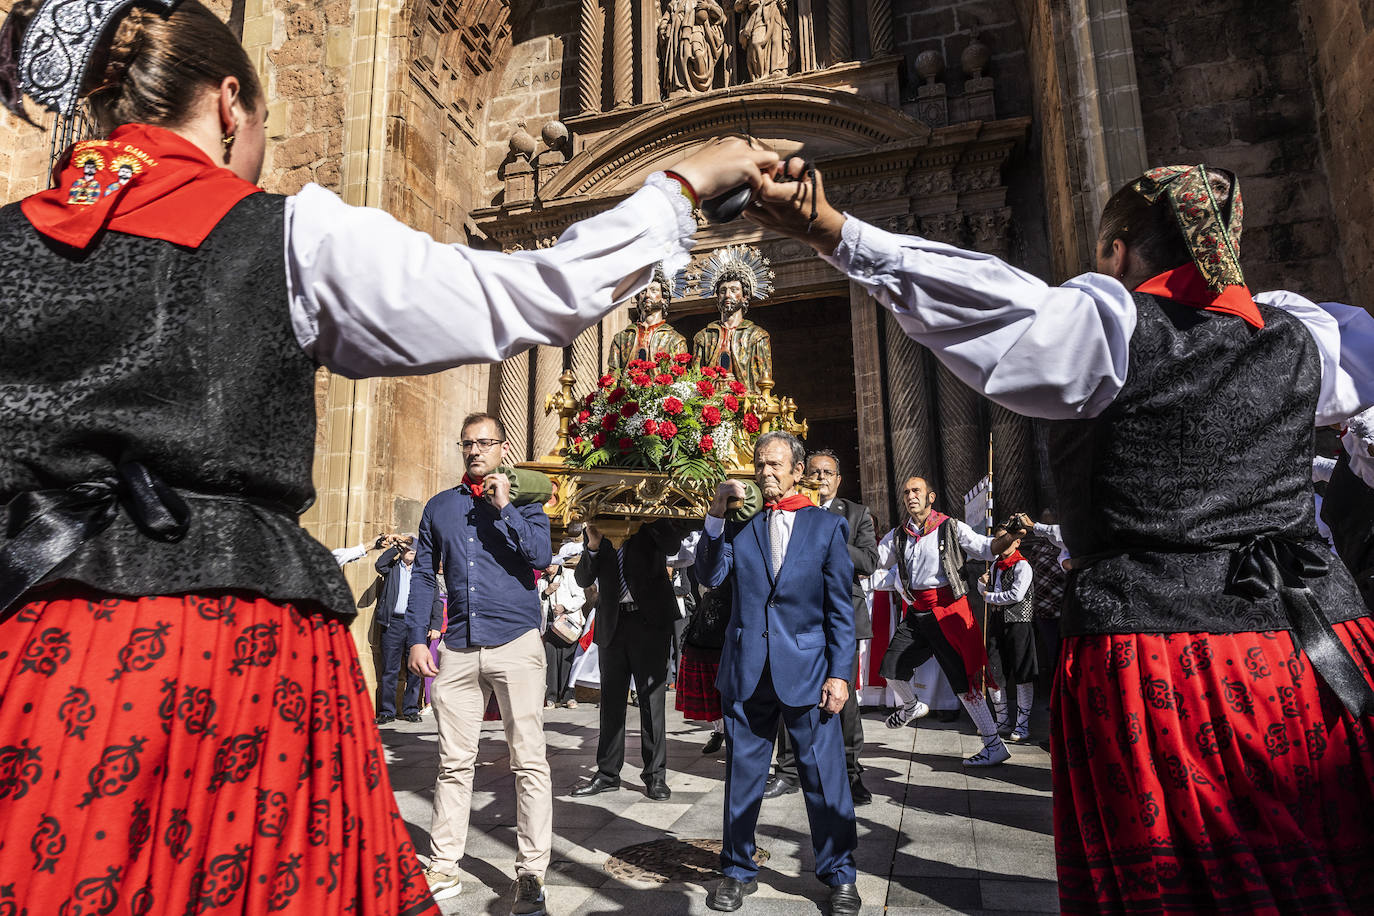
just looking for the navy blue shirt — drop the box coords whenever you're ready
[405,485,552,649]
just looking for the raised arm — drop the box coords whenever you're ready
[286,139,780,378]
[1253,293,1374,426]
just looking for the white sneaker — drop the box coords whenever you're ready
[964,736,1011,767]
[425,867,463,901]
[885,700,930,728]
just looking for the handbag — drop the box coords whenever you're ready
[548,613,582,646]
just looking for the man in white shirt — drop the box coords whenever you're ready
[872,476,1026,766]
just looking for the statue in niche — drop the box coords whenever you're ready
[691,245,775,393]
[735,0,790,81]
[609,263,689,370]
[658,0,727,97]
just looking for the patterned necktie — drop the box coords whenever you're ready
[769,509,785,576]
[616,545,631,603]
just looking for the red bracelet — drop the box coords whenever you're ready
[663,169,700,208]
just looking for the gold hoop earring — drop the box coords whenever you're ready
[221,133,236,161]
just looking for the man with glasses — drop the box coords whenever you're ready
[405,412,553,915]
[763,449,879,805]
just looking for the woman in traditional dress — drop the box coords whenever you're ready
[749,160,1374,913]
[0,1,777,913]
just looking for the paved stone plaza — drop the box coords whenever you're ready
[382,698,1057,915]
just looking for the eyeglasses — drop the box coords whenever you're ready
[810,469,839,478]
[459,438,504,452]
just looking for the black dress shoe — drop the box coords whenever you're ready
[706,877,757,912]
[570,774,621,797]
[701,732,725,755]
[374,714,395,725]
[645,778,671,800]
[401,712,422,723]
[828,882,861,916]
[762,776,798,799]
[849,776,872,806]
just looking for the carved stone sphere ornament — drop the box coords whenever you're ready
[508,125,538,158]
[914,49,943,86]
[961,36,990,79]
[541,120,570,150]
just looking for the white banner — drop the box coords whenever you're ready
[963,475,992,532]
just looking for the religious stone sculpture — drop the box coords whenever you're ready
[658,0,726,97]
[691,245,775,392]
[735,0,791,81]
[609,263,689,369]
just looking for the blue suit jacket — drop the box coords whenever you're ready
[695,505,855,706]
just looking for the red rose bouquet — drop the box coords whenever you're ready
[565,354,761,482]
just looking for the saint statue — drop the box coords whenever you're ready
[658,0,726,97]
[691,245,774,392]
[608,263,689,370]
[735,0,790,81]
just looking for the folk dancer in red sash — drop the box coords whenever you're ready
[750,158,1374,913]
[873,476,1028,766]
[0,0,778,910]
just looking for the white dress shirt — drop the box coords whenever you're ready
[282,172,695,378]
[872,519,996,599]
[824,217,1374,425]
[979,559,1032,605]
[702,508,797,560]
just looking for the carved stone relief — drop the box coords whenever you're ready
[736,0,791,81]
[659,0,727,97]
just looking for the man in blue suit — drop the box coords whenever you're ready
[695,430,860,915]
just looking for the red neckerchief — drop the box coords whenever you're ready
[904,510,949,540]
[21,123,261,251]
[461,474,485,499]
[995,550,1027,572]
[1134,263,1262,329]
[765,493,814,512]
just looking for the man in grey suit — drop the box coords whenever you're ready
[764,449,879,804]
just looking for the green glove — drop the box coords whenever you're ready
[498,465,554,506]
[726,479,763,523]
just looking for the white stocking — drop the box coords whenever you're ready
[890,679,917,707]
[710,718,724,734]
[988,687,1007,727]
[960,689,999,740]
[1015,684,1033,731]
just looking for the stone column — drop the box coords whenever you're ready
[796,0,819,72]
[532,346,564,460]
[611,0,634,108]
[570,326,601,394]
[934,363,984,517]
[639,0,660,103]
[498,349,531,461]
[883,311,935,503]
[990,403,1034,525]
[865,0,892,56]
[578,0,604,114]
[849,282,892,533]
[827,0,850,65]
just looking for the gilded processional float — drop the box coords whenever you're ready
[518,245,810,543]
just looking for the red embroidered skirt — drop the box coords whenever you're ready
[675,644,723,722]
[0,590,438,916]
[1052,619,1374,914]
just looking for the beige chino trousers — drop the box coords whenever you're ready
[428,627,552,878]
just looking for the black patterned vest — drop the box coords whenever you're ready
[1048,292,1366,636]
[0,193,355,618]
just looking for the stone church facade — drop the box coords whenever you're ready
[0,0,1371,682]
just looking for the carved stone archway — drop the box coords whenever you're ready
[474,81,1031,531]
